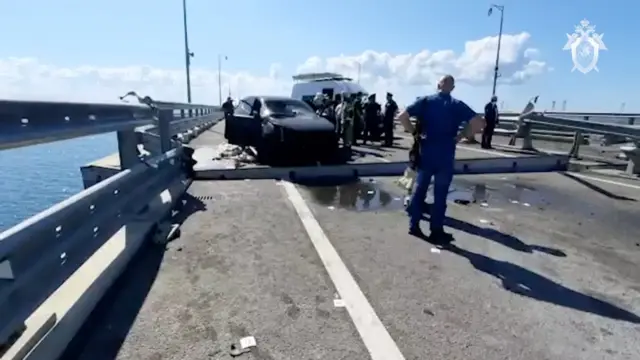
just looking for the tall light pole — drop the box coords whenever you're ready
[182,0,194,103]
[488,4,504,98]
[218,54,227,105]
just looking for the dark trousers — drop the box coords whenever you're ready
[482,121,496,148]
[383,120,394,146]
[363,119,375,143]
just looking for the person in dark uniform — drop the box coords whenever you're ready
[482,96,499,149]
[353,92,364,143]
[383,92,398,146]
[363,94,381,144]
[222,96,234,117]
[222,97,234,140]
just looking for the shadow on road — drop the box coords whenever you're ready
[421,213,567,257]
[61,193,206,360]
[562,172,637,201]
[442,243,640,324]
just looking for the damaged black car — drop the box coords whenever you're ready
[224,96,339,165]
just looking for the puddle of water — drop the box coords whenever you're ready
[302,176,550,213]
[302,178,404,212]
[449,179,547,209]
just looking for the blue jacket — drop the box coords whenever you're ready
[406,93,477,167]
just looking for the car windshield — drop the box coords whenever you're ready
[264,99,314,117]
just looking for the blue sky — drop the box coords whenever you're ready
[1,0,635,111]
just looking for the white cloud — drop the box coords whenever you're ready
[0,32,548,106]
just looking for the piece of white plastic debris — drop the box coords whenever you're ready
[479,219,490,224]
[328,206,335,210]
[333,299,346,307]
[510,199,519,204]
[430,247,441,254]
[480,202,489,207]
[239,336,257,349]
[523,202,531,207]
[367,190,375,195]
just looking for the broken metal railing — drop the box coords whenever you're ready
[510,112,640,175]
[194,155,570,181]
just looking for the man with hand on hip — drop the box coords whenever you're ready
[395,75,485,244]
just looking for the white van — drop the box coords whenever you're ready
[291,72,369,104]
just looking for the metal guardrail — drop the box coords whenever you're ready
[0,97,221,358]
[508,111,640,175]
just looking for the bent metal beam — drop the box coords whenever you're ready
[193,154,570,181]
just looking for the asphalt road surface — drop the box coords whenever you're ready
[63,123,640,360]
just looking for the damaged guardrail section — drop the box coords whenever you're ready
[510,112,640,175]
[0,97,218,359]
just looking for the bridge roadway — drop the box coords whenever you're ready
[62,122,640,360]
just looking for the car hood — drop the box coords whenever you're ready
[267,114,334,131]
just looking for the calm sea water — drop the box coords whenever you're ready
[0,134,117,231]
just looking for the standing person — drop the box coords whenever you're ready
[222,96,235,140]
[482,96,499,149]
[333,94,343,135]
[353,92,364,144]
[363,94,381,144]
[396,75,485,244]
[383,92,398,146]
[339,94,355,150]
[222,96,234,117]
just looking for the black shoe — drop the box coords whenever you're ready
[409,225,428,240]
[429,230,454,245]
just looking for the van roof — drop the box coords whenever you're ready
[292,72,353,83]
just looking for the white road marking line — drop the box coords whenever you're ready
[281,182,406,360]
[457,145,640,190]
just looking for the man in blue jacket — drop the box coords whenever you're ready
[396,75,485,244]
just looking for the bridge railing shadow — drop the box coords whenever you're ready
[417,213,640,324]
[443,243,640,324]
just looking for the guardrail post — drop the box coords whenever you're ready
[629,117,635,126]
[622,144,640,175]
[116,130,140,169]
[158,109,173,153]
[568,130,584,158]
[180,109,185,118]
[188,109,193,118]
[520,123,534,150]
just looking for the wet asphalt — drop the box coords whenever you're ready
[63,123,640,360]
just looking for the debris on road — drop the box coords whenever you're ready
[195,143,257,170]
[230,336,257,357]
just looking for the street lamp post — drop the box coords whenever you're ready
[182,0,194,103]
[488,4,504,98]
[218,54,227,106]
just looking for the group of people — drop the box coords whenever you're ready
[222,79,496,246]
[309,92,399,149]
